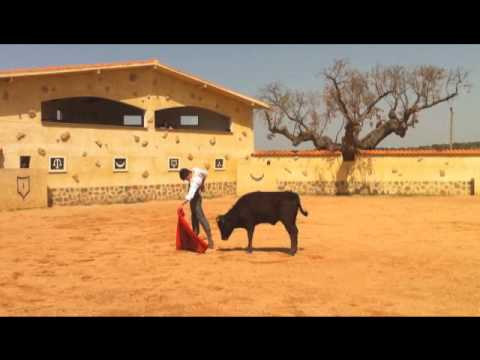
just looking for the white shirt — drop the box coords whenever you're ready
[185,167,208,201]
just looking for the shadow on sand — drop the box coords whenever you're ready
[217,247,304,254]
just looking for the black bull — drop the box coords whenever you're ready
[216,191,308,256]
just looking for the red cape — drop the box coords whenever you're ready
[176,208,208,253]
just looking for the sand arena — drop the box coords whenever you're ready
[1,195,480,316]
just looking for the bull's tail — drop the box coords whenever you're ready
[297,195,308,217]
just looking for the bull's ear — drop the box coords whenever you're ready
[216,216,220,222]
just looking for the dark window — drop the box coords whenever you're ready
[155,106,231,132]
[20,156,30,168]
[41,97,145,127]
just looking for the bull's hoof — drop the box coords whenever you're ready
[289,249,297,256]
[247,248,253,254]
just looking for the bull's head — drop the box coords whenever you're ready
[216,214,234,241]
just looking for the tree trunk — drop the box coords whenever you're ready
[341,122,358,161]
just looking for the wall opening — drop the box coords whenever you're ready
[19,155,31,169]
[41,97,145,127]
[155,106,231,132]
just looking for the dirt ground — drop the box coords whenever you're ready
[1,195,480,316]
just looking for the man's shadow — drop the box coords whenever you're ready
[217,247,304,254]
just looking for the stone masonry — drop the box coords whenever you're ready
[277,180,474,196]
[49,181,236,206]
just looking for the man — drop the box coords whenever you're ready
[179,167,214,249]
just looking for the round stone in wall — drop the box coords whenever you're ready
[134,135,140,143]
[16,132,26,141]
[142,170,149,178]
[60,132,71,142]
[28,110,36,119]
[141,140,149,147]
[38,148,46,156]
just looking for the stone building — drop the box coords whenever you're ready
[0,59,269,209]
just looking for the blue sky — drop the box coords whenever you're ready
[1,44,479,150]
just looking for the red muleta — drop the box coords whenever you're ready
[176,208,208,253]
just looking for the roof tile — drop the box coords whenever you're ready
[253,149,480,157]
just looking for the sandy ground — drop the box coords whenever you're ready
[1,195,480,316]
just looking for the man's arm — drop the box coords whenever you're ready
[180,181,200,208]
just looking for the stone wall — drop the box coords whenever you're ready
[49,181,236,206]
[278,180,474,196]
[237,152,480,197]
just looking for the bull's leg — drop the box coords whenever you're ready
[246,226,255,254]
[282,221,298,256]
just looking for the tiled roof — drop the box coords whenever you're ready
[253,149,480,157]
[253,150,342,157]
[0,59,269,109]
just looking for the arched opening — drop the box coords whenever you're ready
[41,97,145,127]
[155,106,231,132]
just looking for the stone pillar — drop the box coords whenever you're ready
[144,109,155,130]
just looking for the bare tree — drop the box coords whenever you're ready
[259,59,470,160]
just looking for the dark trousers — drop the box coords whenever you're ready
[190,191,213,244]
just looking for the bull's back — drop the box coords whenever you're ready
[234,191,300,223]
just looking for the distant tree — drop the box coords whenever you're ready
[259,59,470,160]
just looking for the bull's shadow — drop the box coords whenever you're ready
[217,247,304,254]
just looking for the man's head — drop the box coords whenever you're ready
[179,168,192,181]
